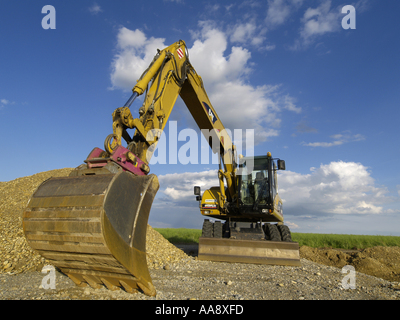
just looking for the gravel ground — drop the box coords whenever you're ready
[1,257,399,300]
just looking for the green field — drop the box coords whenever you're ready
[292,233,400,249]
[154,228,400,249]
[155,228,202,244]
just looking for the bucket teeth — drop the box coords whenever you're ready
[67,273,87,288]
[82,275,102,289]
[65,271,145,294]
[138,281,156,297]
[100,278,120,291]
[119,280,139,294]
[66,272,146,294]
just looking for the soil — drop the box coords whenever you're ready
[299,246,400,282]
[1,168,399,300]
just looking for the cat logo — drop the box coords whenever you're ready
[202,102,217,124]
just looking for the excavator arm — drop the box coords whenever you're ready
[110,40,237,207]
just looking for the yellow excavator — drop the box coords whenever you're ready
[22,40,300,297]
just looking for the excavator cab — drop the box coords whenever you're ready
[237,154,285,219]
[239,155,271,208]
[196,153,286,223]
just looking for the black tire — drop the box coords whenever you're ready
[202,220,213,238]
[278,225,292,242]
[264,223,282,241]
[222,221,230,238]
[213,221,223,238]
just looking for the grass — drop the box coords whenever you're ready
[154,228,400,249]
[291,233,400,249]
[154,228,202,244]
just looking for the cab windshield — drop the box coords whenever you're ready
[239,157,270,206]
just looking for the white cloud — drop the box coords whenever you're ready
[264,44,276,51]
[152,160,390,228]
[354,0,370,13]
[303,140,342,148]
[188,25,252,84]
[230,22,256,43]
[88,3,102,15]
[110,23,300,145]
[189,24,299,143]
[295,0,342,48]
[266,0,304,27]
[266,0,291,26]
[117,28,147,49]
[158,170,219,201]
[285,221,299,229]
[283,95,301,113]
[206,4,220,13]
[229,21,266,47]
[150,170,219,228]
[279,161,389,216]
[302,131,365,147]
[225,4,235,12]
[110,28,166,90]
[0,99,14,109]
[208,82,286,143]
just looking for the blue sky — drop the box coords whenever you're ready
[1,0,399,235]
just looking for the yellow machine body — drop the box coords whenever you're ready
[22,40,300,297]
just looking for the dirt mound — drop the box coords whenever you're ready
[299,246,351,269]
[0,168,188,274]
[300,246,400,282]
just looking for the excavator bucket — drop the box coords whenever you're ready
[22,171,159,296]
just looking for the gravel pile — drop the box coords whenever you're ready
[145,225,189,269]
[0,168,188,275]
[0,169,73,274]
